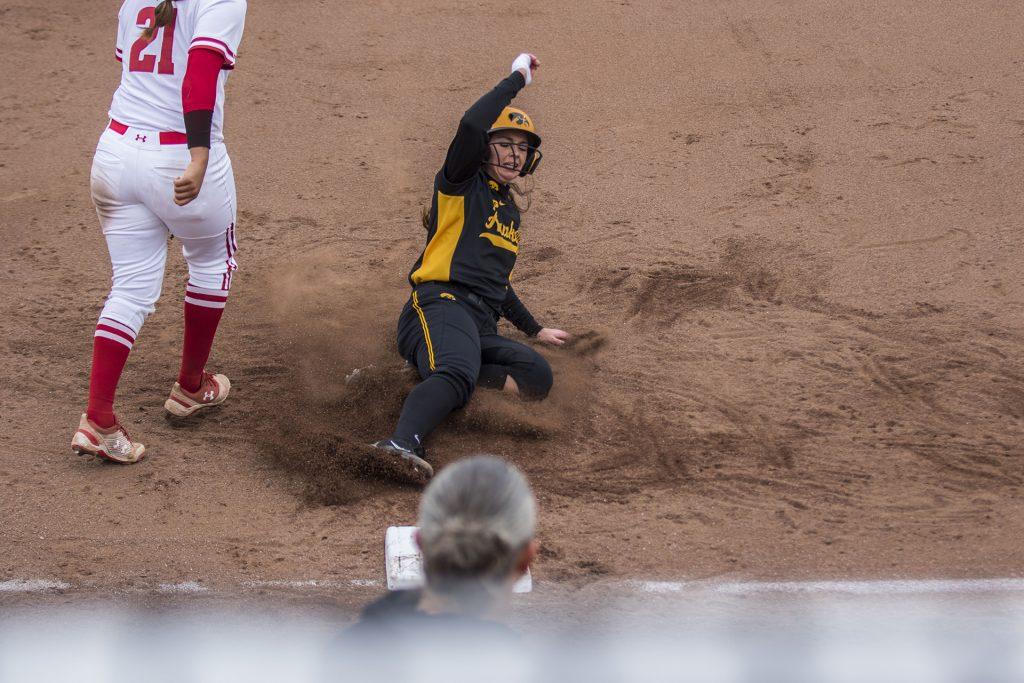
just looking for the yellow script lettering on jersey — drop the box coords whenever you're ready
[480,203,520,253]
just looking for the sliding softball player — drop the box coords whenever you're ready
[370,53,570,483]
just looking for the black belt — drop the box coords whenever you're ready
[417,282,498,317]
[462,289,497,316]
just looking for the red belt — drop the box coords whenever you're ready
[108,119,187,145]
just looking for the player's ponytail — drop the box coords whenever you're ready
[509,177,535,213]
[142,0,175,41]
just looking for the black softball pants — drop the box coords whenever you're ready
[389,284,553,447]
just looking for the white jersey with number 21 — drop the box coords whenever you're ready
[109,0,246,143]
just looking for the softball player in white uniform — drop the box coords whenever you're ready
[72,0,247,463]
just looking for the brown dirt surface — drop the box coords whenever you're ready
[2,0,1023,601]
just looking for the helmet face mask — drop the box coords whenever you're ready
[486,137,543,178]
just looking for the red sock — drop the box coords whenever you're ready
[86,318,136,429]
[178,282,228,393]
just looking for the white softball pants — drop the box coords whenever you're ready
[90,125,238,335]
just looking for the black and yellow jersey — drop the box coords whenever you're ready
[408,72,536,323]
[410,170,522,310]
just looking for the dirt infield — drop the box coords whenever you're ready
[2,0,1022,595]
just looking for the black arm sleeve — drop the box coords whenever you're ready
[442,71,526,186]
[184,110,213,149]
[500,285,542,337]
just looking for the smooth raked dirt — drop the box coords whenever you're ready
[2,1,1022,604]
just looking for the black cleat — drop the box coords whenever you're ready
[367,438,434,485]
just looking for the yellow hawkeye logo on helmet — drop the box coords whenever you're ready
[489,107,539,141]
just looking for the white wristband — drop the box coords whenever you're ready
[511,53,533,85]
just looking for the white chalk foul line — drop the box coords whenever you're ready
[4,577,1024,596]
[0,580,71,593]
[243,579,382,589]
[632,578,1024,595]
[0,579,382,595]
[157,581,209,594]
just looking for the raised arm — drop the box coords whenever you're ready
[442,53,539,185]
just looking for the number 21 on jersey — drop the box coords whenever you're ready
[129,6,176,75]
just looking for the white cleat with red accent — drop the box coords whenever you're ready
[164,372,231,417]
[71,414,146,464]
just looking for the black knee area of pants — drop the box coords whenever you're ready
[477,364,509,390]
[430,363,478,408]
[509,350,553,400]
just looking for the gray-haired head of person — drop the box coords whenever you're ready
[416,455,538,615]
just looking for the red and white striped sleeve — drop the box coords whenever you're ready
[114,1,128,62]
[190,0,247,70]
